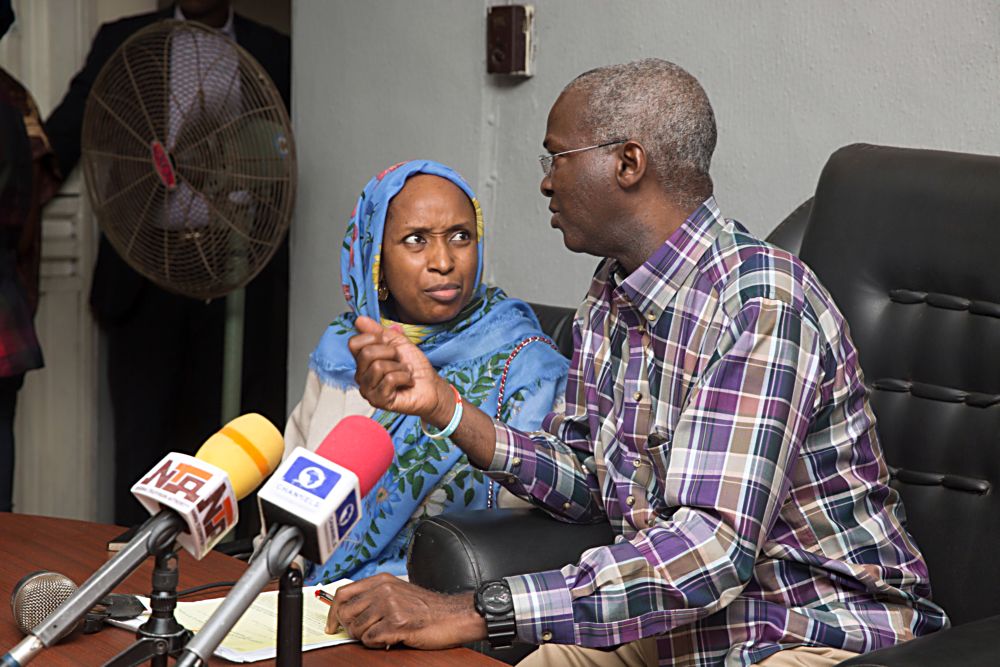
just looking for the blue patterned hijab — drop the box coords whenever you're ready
[306,160,568,582]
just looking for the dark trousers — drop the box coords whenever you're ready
[108,282,286,530]
[0,373,25,512]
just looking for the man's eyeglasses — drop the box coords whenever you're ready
[538,139,626,176]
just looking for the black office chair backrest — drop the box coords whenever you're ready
[775,143,1000,625]
[527,302,575,359]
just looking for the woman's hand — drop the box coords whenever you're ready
[325,573,487,650]
[349,316,454,424]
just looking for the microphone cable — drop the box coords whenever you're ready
[175,582,238,599]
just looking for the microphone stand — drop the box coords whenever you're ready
[103,548,191,667]
[276,565,303,667]
[174,525,302,667]
[2,512,186,666]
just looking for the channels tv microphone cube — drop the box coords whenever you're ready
[257,448,361,564]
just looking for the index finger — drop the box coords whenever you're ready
[325,575,392,633]
[354,315,384,335]
[332,573,394,604]
[347,330,383,357]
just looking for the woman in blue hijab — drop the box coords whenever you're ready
[285,160,568,583]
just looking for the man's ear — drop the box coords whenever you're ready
[616,140,647,189]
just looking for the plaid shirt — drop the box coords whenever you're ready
[486,197,948,666]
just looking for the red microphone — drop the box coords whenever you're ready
[178,419,396,667]
[314,415,395,496]
[257,415,394,564]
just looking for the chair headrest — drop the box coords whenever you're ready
[800,143,1000,305]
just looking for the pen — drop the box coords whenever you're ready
[316,590,348,637]
[316,589,390,650]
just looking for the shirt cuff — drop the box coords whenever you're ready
[484,419,537,492]
[505,570,576,645]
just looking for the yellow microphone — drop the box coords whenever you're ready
[195,413,284,500]
[131,413,284,560]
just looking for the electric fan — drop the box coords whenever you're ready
[79,19,296,420]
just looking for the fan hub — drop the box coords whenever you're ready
[150,140,177,192]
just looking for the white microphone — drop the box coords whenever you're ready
[173,416,394,667]
[258,415,394,563]
[1,414,284,667]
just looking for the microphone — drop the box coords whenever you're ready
[131,413,284,560]
[9,572,76,636]
[258,414,395,563]
[173,416,394,667]
[1,414,283,667]
[10,572,146,638]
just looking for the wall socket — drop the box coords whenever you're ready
[486,5,534,77]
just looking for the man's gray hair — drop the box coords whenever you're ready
[567,58,717,205]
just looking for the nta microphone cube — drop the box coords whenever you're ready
[131,453,238,559]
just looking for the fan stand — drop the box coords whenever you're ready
[221,211,252,424]
[81,18,296,453]
[221,287,245,424]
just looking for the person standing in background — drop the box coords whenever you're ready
[44,0,290,527]
[0,0,61,512]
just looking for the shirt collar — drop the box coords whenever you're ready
[175,5,236,39]
[614,195,725,319]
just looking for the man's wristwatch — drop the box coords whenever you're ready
[474,579,516,649]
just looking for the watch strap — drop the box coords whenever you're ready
[475,579,517,650]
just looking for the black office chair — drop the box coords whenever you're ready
[774,144,1000,665]
[408,144,1000,665]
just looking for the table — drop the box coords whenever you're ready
[0,513,500,666]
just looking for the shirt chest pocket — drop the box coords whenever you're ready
[640,429,676,517]
[644,428,673,480]
[606,429,676,529]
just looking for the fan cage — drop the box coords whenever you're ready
[81,20,295,300]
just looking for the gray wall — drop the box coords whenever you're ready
[290,0,1000,401]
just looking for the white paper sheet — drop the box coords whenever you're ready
[109,580,356,663]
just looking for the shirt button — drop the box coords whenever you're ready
[511,457,521,467]
[632,391,643,401]
[562,501,572,510]
[632,457,642,468]
[541,630,553,642]
[625,495,635,506]
[646,310,657,322]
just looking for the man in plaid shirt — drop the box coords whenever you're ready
[327,59,948,666]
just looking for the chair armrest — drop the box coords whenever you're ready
[407,508,615,593]
[836,615,1000,666]
[407,508,614,665]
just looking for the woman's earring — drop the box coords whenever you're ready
[377,278,389,302]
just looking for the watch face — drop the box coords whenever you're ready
[481,582,513,615]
